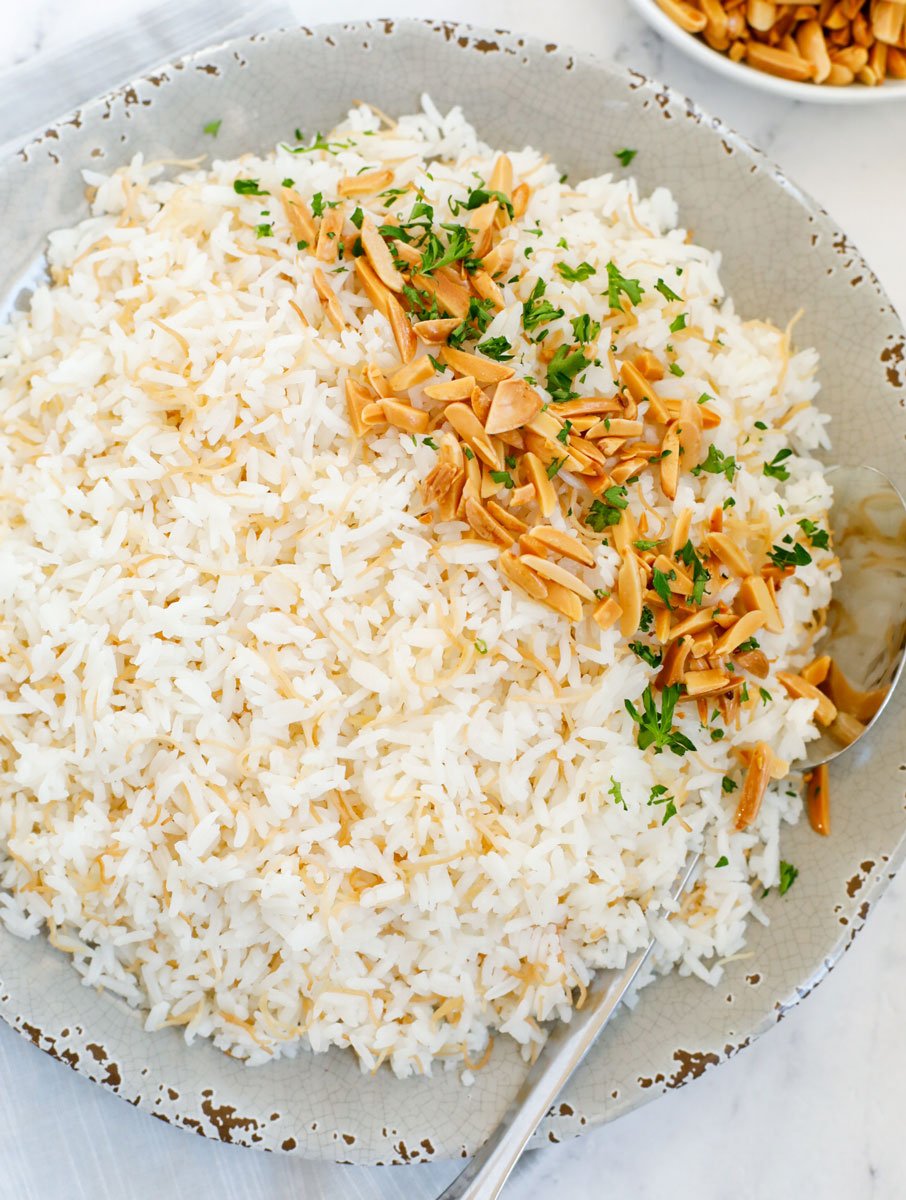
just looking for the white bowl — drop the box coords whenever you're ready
[630,0,906,103]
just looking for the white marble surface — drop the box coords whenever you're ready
[0,2,904,1198]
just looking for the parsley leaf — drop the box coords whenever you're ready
[625,684,695,756]
[652,567,676,609]
[234,178,268,196]
[203,119,222,137]
[451,186,515,220]
[798,519,830,549]
[614,148,637,167]
[546,344,591,402]
[254,223,273,238]
[763,448,793,481]
[419,224,474,273]
[606,262,644,309]
[669,313,688,333]
[570,314,601,343]
[767,541,812,569]
[692,444,737,482]
[629,641,663,668]
[779,861,799,895]
[655,278,682,303]
[350,206,364,230]
[721,776,738,794]
[715,855,729,868]
[450,297,495,347]
[555,261,596,283]
[639,606,654,632]
[608,777,628,809]
[546,458,565,480]
[675,540,710,606]
[585,485,628,531]
[522,278,564,333]
[474,638,488,655]
[476,335,514,361]
[490,469,515,489]
[311,191,326,217]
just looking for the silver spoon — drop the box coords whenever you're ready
[439,464,906,1200]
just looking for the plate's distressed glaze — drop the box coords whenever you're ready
[0,19,904,1167]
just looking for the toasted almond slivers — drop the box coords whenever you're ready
[389,355,435,392]
[734,743,771,831]
[280,188,317,245]
[360,218,405,292]
[509,483,536,507]
[345,378,373,436]
[823,661,887,722]
[734,647,770,679]
[337,168,394,197]
[706,532,754,577]
[746,41,815,81]
[519,554,595,600]
[593,595,622,630]
[423,462,459,506]
[315,203,345,262]
[360,401,387,428]
[424,376,476,402]
[487,501,528,534]
[776,671,838,725]
[796,18,832,81]
[739,575,783,633]
[380,398,429,434]
[656,0,708,33]
[499,549,549,601]
[471,386,492,424]
[631,350,665,382]
[354,257,390,319]
[800,654,832,687]
[584,417,645,440]
[444,403,501,470]
[683,668,732,697]
[618,554,643,637]
[441,345,516,386]
[485,378,543,435]
[712,611,766,657]
[411,272,471,320]
[657,637,692,688]
[365,362,393,398]
[387,297,418,364]
[667,608,714,643]
[527,525,596,567]
[659,422,681,501]
[805,763,830,836]
[553,398,622,418]
[523,451,557,518]
[413,317,462,344]
[471,270,505,310]
[464,497,514,547]
[828,710,865,749]
[488,153,514,199]
[482,239,516,279]
[312,268,346,332]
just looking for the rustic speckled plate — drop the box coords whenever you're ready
[0,18,904,1167]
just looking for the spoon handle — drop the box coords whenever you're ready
[438,854,700,1200]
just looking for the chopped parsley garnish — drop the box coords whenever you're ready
[606,262,644,309]
[669,313,688,333]
[759,687,772,705]
[296,240,309,251]
[463,446,474,461]
[754,420,768,430]
[629,641,663,668]
[652,567,676,609]
[311,191,326,217]
[450,297,495,348]
[350,206,364,230]
[736,637,760,654]
[474,638,488,655]
[675,540,710,605]
[570,314,601,343]
[715,855,729,868]
[614,147,638,167]
[625,684,695,756]
[798,519,830,549]
[763,448,793,481]
[639,606,654,632]
[778,861,799,895]
[546,457,565,480]
[555,261,596,283]
[655,278,682,303]
[648,784,677,823]
[490,470,515,489]
[450,186,515,220]
[585,485,628,531]
[721,776,738,794]
[203,119,222,137]
[608,777,628,809]
[768,541,812,569]
[419,224,474,273]
[254,223,273,238]
[476,335,515,361]
[402,283,440,322]
[423,437,439,451]
[546,344,591,402]
[634,538,659,551]
[668,362,685,377]
[522,278,564,333]
[710,728,725,741]
[234,178,268,196]
[692,444,737,483]
[556,420,573,444]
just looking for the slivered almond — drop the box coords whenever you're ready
[280,188,316,244]
[488,154,513,198]
[683,668,733,697]
[827,710,865,749]
[618,554,643,636]
[739,575,783,633]
[667,509,693,559]
[519,531,549,557]
[519,555,595,600]
[360,218,405,292]
[464,497,514,547]
[365,362,393,397]
[481,462,503,499]
[360,402,387,428]
[552,398,622,418]
[511,183,530,220]
[354,257,391,318]
[526,526,596,566]
[776,671,838,725]
[466,201,499,258]
[805,763,830,836]
[423,462,458,506]
[734,743,772,830]
[509,483,535,507]
[620,360,669,422]
[315,203,345,262]
[387,299,418,364]
[337,169,394,196]
[459,448,482,513]
[677,396,703,467]
[345,379,373,436]
[523,452,557,517]
[712,611,766,656]
[667,609,714,642]
[424,376,476,402]
[631,350,665,381]
[471,270,505,309]
[539,579,583,622]
[611,458,648,485]
[312,268,346,332]
[734,648,770,678]
[659,422,681,501]
[471,386,492,424]
[485,378,543,435]
[482,239,516,279]
[380,399,429,434]
[746,41,815,80]
[413,317,461,343]
[657,0,708,32]
[389,355,435,392]
[487,501,527,533]
[800,654,831,687]
[496,428,524,451]
[823,661,886,722]
[441,345,516,385]
[657,637,692,688]
[653,604,672,643]
[593,595,622,630]
[444,403,501,469]
[499,549,549,600]
[706,532,753,577]
[584,417,644,440]
[411,272,471,319]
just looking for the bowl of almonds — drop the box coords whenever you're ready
[631,0,906,99]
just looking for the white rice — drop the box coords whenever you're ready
[0,99,836,1077]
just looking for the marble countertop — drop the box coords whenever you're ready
[1,2,904,1198]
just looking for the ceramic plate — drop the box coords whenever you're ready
[629,0,906,104]
[0,18,904,1167]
